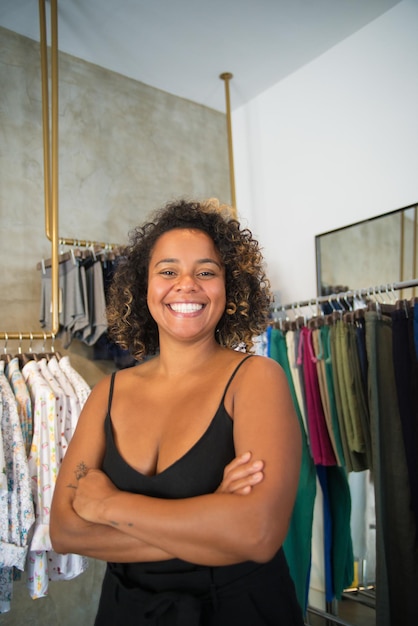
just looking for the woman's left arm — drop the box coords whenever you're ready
[73,357,302,566]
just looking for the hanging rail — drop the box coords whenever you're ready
[274,278,418,314]
[36,237,125,271]
[0,0,59,343]
[58,237,121,249]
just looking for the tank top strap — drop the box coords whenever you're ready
[107,371,117,415]
[220,354,254,403]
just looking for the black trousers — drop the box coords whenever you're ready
[94,550,304,626]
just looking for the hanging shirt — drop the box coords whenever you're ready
[22,360,89,598]
[48,356,81,439]
[5,357,33,457]
[58,355,91,408]
[0,405,6,497]
[0,362,35,611]
[40,359,88,583]
[22,360,57,598]
[38,358,70,463]
[285,330,308,436]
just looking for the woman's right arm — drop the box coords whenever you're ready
[50,375,263,562]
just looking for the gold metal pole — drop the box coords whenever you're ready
[39,0,51,240]
[50,0,60,334]
[220,72,237,217]
[0,331,56,342]
[0,1,60,343]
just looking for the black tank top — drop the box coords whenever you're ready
[95,355,304,626]
[102,356,252,498]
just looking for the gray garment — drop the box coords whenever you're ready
[39,258,107,348]
[39,258,89,348]
[80,260,107,346]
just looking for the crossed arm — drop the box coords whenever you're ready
[52,452,264,563]
[50,357,301,566]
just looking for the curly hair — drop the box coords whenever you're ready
[106,198,272,359]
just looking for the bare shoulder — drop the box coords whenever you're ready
[238,354,287,385]
[224,354,291,418]
[230,353,300,469]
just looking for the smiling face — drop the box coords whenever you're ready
[147,228,226,345]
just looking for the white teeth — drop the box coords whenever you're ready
[170,303,203,313]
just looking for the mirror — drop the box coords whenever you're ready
[315,203,418,620]
[315,202,418,298]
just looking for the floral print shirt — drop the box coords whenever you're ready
[6,358,33,457]
[0,362,35,612]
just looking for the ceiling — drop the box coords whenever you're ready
[0,0,401,112]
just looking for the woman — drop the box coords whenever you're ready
[50,198,303,625]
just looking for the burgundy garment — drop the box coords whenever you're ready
[299,327,337,466]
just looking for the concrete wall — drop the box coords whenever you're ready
[0,26,229,384]
[0,26,229,623]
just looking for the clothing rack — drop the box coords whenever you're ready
[1,1,126,344]
[0,3,124,343]
[273,278,418,317]
[273,276,418,626]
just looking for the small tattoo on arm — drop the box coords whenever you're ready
[75,461,88,480]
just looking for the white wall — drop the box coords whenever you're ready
[233,0,418,306]
[232,0,418,609]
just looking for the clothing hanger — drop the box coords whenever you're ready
[308,300,325,329]
[373,283,397,315]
